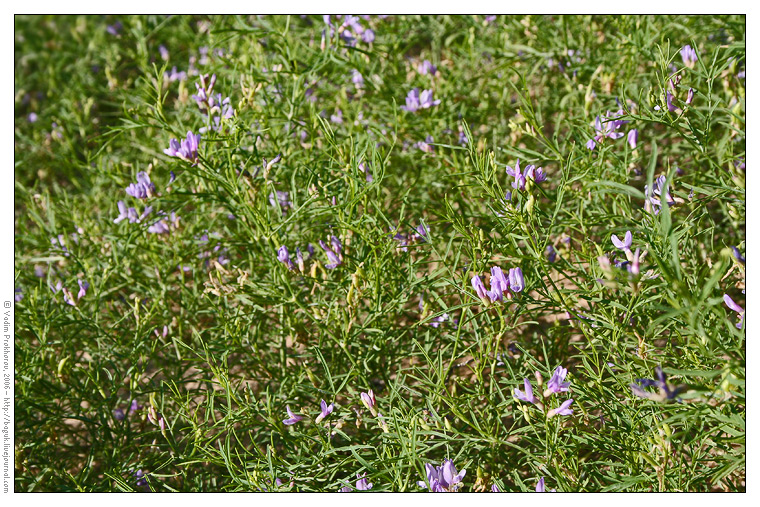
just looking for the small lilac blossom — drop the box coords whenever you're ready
[546,245,557,263]
[191,74,217,113]
[330,109,343,124]
[417,459,466,492]
[544,366,570,397]
[506,160,526,190]
[723,294,744,329]
[164,66,187,82]
[158,45,169,61]
[355,473,373,490]
[282,406,304,425]
[508,267,524,293]
[591,111,626,147]
[628,248,642,276]
[611,231,632,252]
[628,129,638,149]
[644,175,676,215]
[14,287,23,303]
[686,88,694,105]
[680,45,698,68]
[418,59,437,76]
[106,22,122,36]
[278,246,295,270]
[133,469,148,488]
[318,238,342,269]
[513,378,538,404]
[524,164,547,183]
[360,390,377,415]
[586,139,596,150]
[126,171,156,199]
[731,247,745,265]
[666,90,677,112]
[28,112,38,123]
[164,131,200,163]
[536,477,556,492]
[77,280,89,299]
[547,398,574,418]
[361,29,375,43]
[351,69,364,88]
[471,275,489,305]
[491,484,501,492]
[113,408,126,421]
[315,399,334,423]
[631,366,685,402]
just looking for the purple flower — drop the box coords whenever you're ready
[666,90,677,112]
[417,59,437,76]
[611,231,632,252]
[282,406,304,425]
[355,473,373,490]
[680,45,698,68]
[351,69,364,88]
[644,175,676,215]
[731,247,745,265]
[586,139,596,150]
[544,366,570,397]
[14,287,23,303]
[106,22,122,36]
[415,223,429,241]
[415,135,435,153]
[546,245,557,263]
[547,398,574,418]
[113,408,125,421]
[513,378,537,404]
[506,160,527,190]
[524,164,547,183]
[191,73,217,112]
[278,246,295,270]
[486,266,510,302]
[471,275,489,304]
[417,459,466,492]
[724,294,744,329]
[361,29,375,43]
[628,248,642,276]
[686,88,694,105]
[592,111,626,145]
[77,280,89,299]
[508,267,524,293]
[319,236,342,269]
[401,88,440,112]
[315,399,334,423]
[491,484,501,492]
[164,131,200,164]
[631,366,685,402]
[133,469,148,488]
[125,171,156,199]
[535,477,556,492]
[158,44,169,61]
[27,112,38,123]
[628,129,638,149]
[360,390,377,415]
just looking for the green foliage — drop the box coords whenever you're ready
[14,14,744,492]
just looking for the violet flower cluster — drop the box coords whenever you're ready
[505,159,547,190]
[164,131,201,164]
[324,15,376,46]
[513,366,574,418]
[630,365,685,402]
[724,294,744,329]
[644,175,677,215]
[417,459,466,492]
[401,88,440,112]
[586,110,626,150]
[471,266,524,306]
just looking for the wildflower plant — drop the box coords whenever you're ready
[14,15,744,493]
